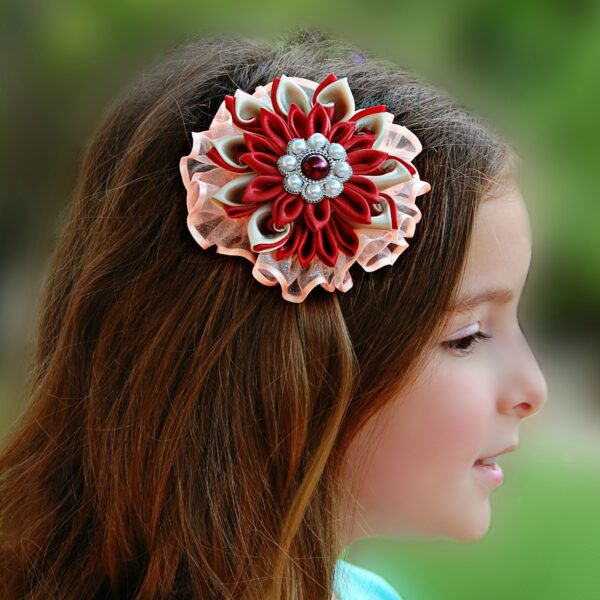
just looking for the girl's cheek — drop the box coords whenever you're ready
[342,357,495,534]
[358,377,483,492]
[397,361,492,467]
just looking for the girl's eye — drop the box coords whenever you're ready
[442,330,493,356]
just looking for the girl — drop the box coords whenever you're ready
[0,29,547,599]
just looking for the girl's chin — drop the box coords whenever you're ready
[449,499,492,542]
[421,495,493,542]
[347,494,493,543]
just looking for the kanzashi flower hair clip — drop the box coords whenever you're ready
[179,73,431,302]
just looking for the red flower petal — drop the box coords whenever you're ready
[332,176,380,224]
[346,149,389,174]
[345,176,381,205]
[269,76,285,119]
[348,105,387,122]
[306,102,331,138]
[275,220,305,261]
[223,202,260,219]
[287,103,309,139]
[242,175,284,203]
[272,191,304,228]
[380,193,398,229]
[329,213,360,257]
[304,198,331,232]
[206,146,248,173]
[384,154,417,176]
[259,108,294,154]
[344,132,377,152]
[332,192,371,225]
[316,223,339,267]
[297,226,318,269]
[323,104,336,124]
[328,120,356,145]
[239,151,279,175]
[243,132,281,156]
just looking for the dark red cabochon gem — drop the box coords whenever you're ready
[301,154,330,181]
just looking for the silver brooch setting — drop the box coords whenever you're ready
[277,133,353,203]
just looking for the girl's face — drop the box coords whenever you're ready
[340,181,548,543]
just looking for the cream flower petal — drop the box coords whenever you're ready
[209,134,250,171]
[343,195,396,231]
[313,77,356,123]
[363,158,414,190]
[232,89,271,124]
[247,203,291,252]
[349,110,394,149]
[211,173,256,209]
[274,74,312,116]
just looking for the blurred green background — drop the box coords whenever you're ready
[1,2,599,599]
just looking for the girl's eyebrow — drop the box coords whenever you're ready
[449,256,532,315]
[449,287,515,314]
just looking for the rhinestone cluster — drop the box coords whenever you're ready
[277,133,353,203]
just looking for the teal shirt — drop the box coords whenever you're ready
[333,559,403,600]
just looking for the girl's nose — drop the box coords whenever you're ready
[498,341,548,420]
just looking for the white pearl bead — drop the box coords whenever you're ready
[328,143,346,160]
[307,133,327,150]
[278,154,298,172]
[323,179,343,198]
[333,161,352,179]
[303,182,324,202]
[285,174,304,193]
[289,138,307,155]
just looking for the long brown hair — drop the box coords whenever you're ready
[0,29,512,599]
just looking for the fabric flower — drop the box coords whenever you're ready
[179,73,431,302]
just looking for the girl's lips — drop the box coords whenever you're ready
[472,460,504,485]
[472,443,516,487]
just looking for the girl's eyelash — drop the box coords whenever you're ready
[442,330,493,355]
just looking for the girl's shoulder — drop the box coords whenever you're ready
[333,558,403,600]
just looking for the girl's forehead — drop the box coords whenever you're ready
[458,184,532,306]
